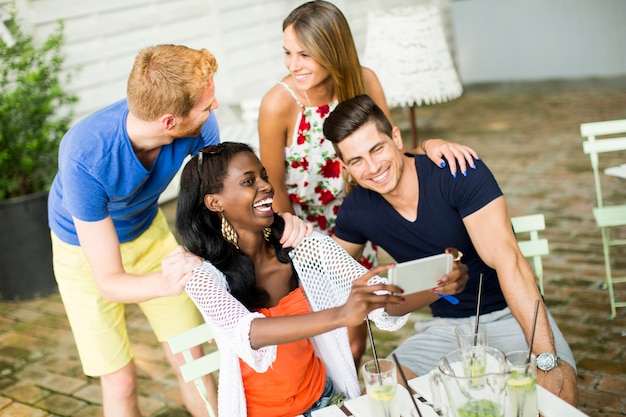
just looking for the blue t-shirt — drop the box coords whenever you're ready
[48,99,220,245]
[335,154,507,318]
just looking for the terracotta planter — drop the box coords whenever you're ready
[0,191,57,300]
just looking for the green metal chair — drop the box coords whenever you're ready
[511,214,550,295]
[581,118,626,319]
[168,323,220,417]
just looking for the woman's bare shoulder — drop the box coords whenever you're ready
[261,77,292,109]
[361,66,382,86]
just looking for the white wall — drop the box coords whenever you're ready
[449,0,626,83]
[16,0,217,121]
[10,0,626,124]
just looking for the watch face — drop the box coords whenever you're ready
[537,353,556,370]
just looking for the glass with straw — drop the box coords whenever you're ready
[505,299,540,417]
[361,320,399,417]
[458,273,487,379]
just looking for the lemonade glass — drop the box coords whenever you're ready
[361,359,399,417]
[505,351,538,417]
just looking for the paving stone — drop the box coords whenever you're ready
[578,388,624,412]
[38,374,88,395]
[153,408,191,417]
[135,357,172,380]
[72,384,102,405]
[7,309,45,324]
[0,396,13,408]
[35,393,87,415]
[72,405,104,417]
[138,395,167,416]
[133,342,168,363]
[2,383,49,403]
[576,371,599,389]
[160,385,185,407]
[0,401,48,417]
[596,375,626,396]
[585,412,626,417]
[577,358,626,375]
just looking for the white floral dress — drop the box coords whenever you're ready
[280,82,378,268]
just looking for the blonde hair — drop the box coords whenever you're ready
[127,44,218,120]
[283,1,365,102]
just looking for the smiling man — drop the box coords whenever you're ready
[322,94,577,406]
[47,44,311,417]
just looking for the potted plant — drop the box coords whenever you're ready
[0,13,78,300]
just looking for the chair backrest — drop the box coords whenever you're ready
[511,214,550,295]
[218,98,261,153]
[168,323,220,417]
[580,119,626,208]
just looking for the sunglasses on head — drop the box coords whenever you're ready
[197,143,225,175]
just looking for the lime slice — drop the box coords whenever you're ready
[368,384,396,401]
[507,371,537,390]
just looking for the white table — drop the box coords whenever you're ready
[312,375,590,417]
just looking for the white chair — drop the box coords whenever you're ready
[218,98,261,153]
[511,214,550,295]
[581,118,626,319]
[168,323,220,417]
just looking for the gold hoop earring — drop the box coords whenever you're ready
[221,217,239,249]
[263,227,272,242]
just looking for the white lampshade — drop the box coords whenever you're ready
[363,2,463,109]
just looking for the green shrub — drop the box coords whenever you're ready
[0,14,79,200]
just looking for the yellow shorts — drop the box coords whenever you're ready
[51,209,203,377]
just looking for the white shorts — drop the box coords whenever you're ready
[388,307,575,376]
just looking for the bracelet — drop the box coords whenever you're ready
[420,139,429,155]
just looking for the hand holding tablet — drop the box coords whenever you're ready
[387,253,459,304]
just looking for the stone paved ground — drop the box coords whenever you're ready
[1,79,625,416]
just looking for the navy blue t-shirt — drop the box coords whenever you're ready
[335,154,507,318]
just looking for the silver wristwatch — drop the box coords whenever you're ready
[536,352,560,372]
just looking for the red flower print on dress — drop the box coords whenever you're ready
[297,113,310,145]
[359,257,374,269]
[316,215,328,231]
[316,104,331,118]
[316,188,335,205]
[320,158,341,178]
[289,193,302,204]
[290,157,309,171]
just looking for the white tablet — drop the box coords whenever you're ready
[388,253,453,295]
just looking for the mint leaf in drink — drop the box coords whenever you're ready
[457,399,502,417]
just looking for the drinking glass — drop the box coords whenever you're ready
[361,359,399,417]
[454,322,488,349]
[505,350,538,417]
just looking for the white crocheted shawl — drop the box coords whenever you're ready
[185,232,408,417]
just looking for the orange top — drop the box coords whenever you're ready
[241,286,327,417]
